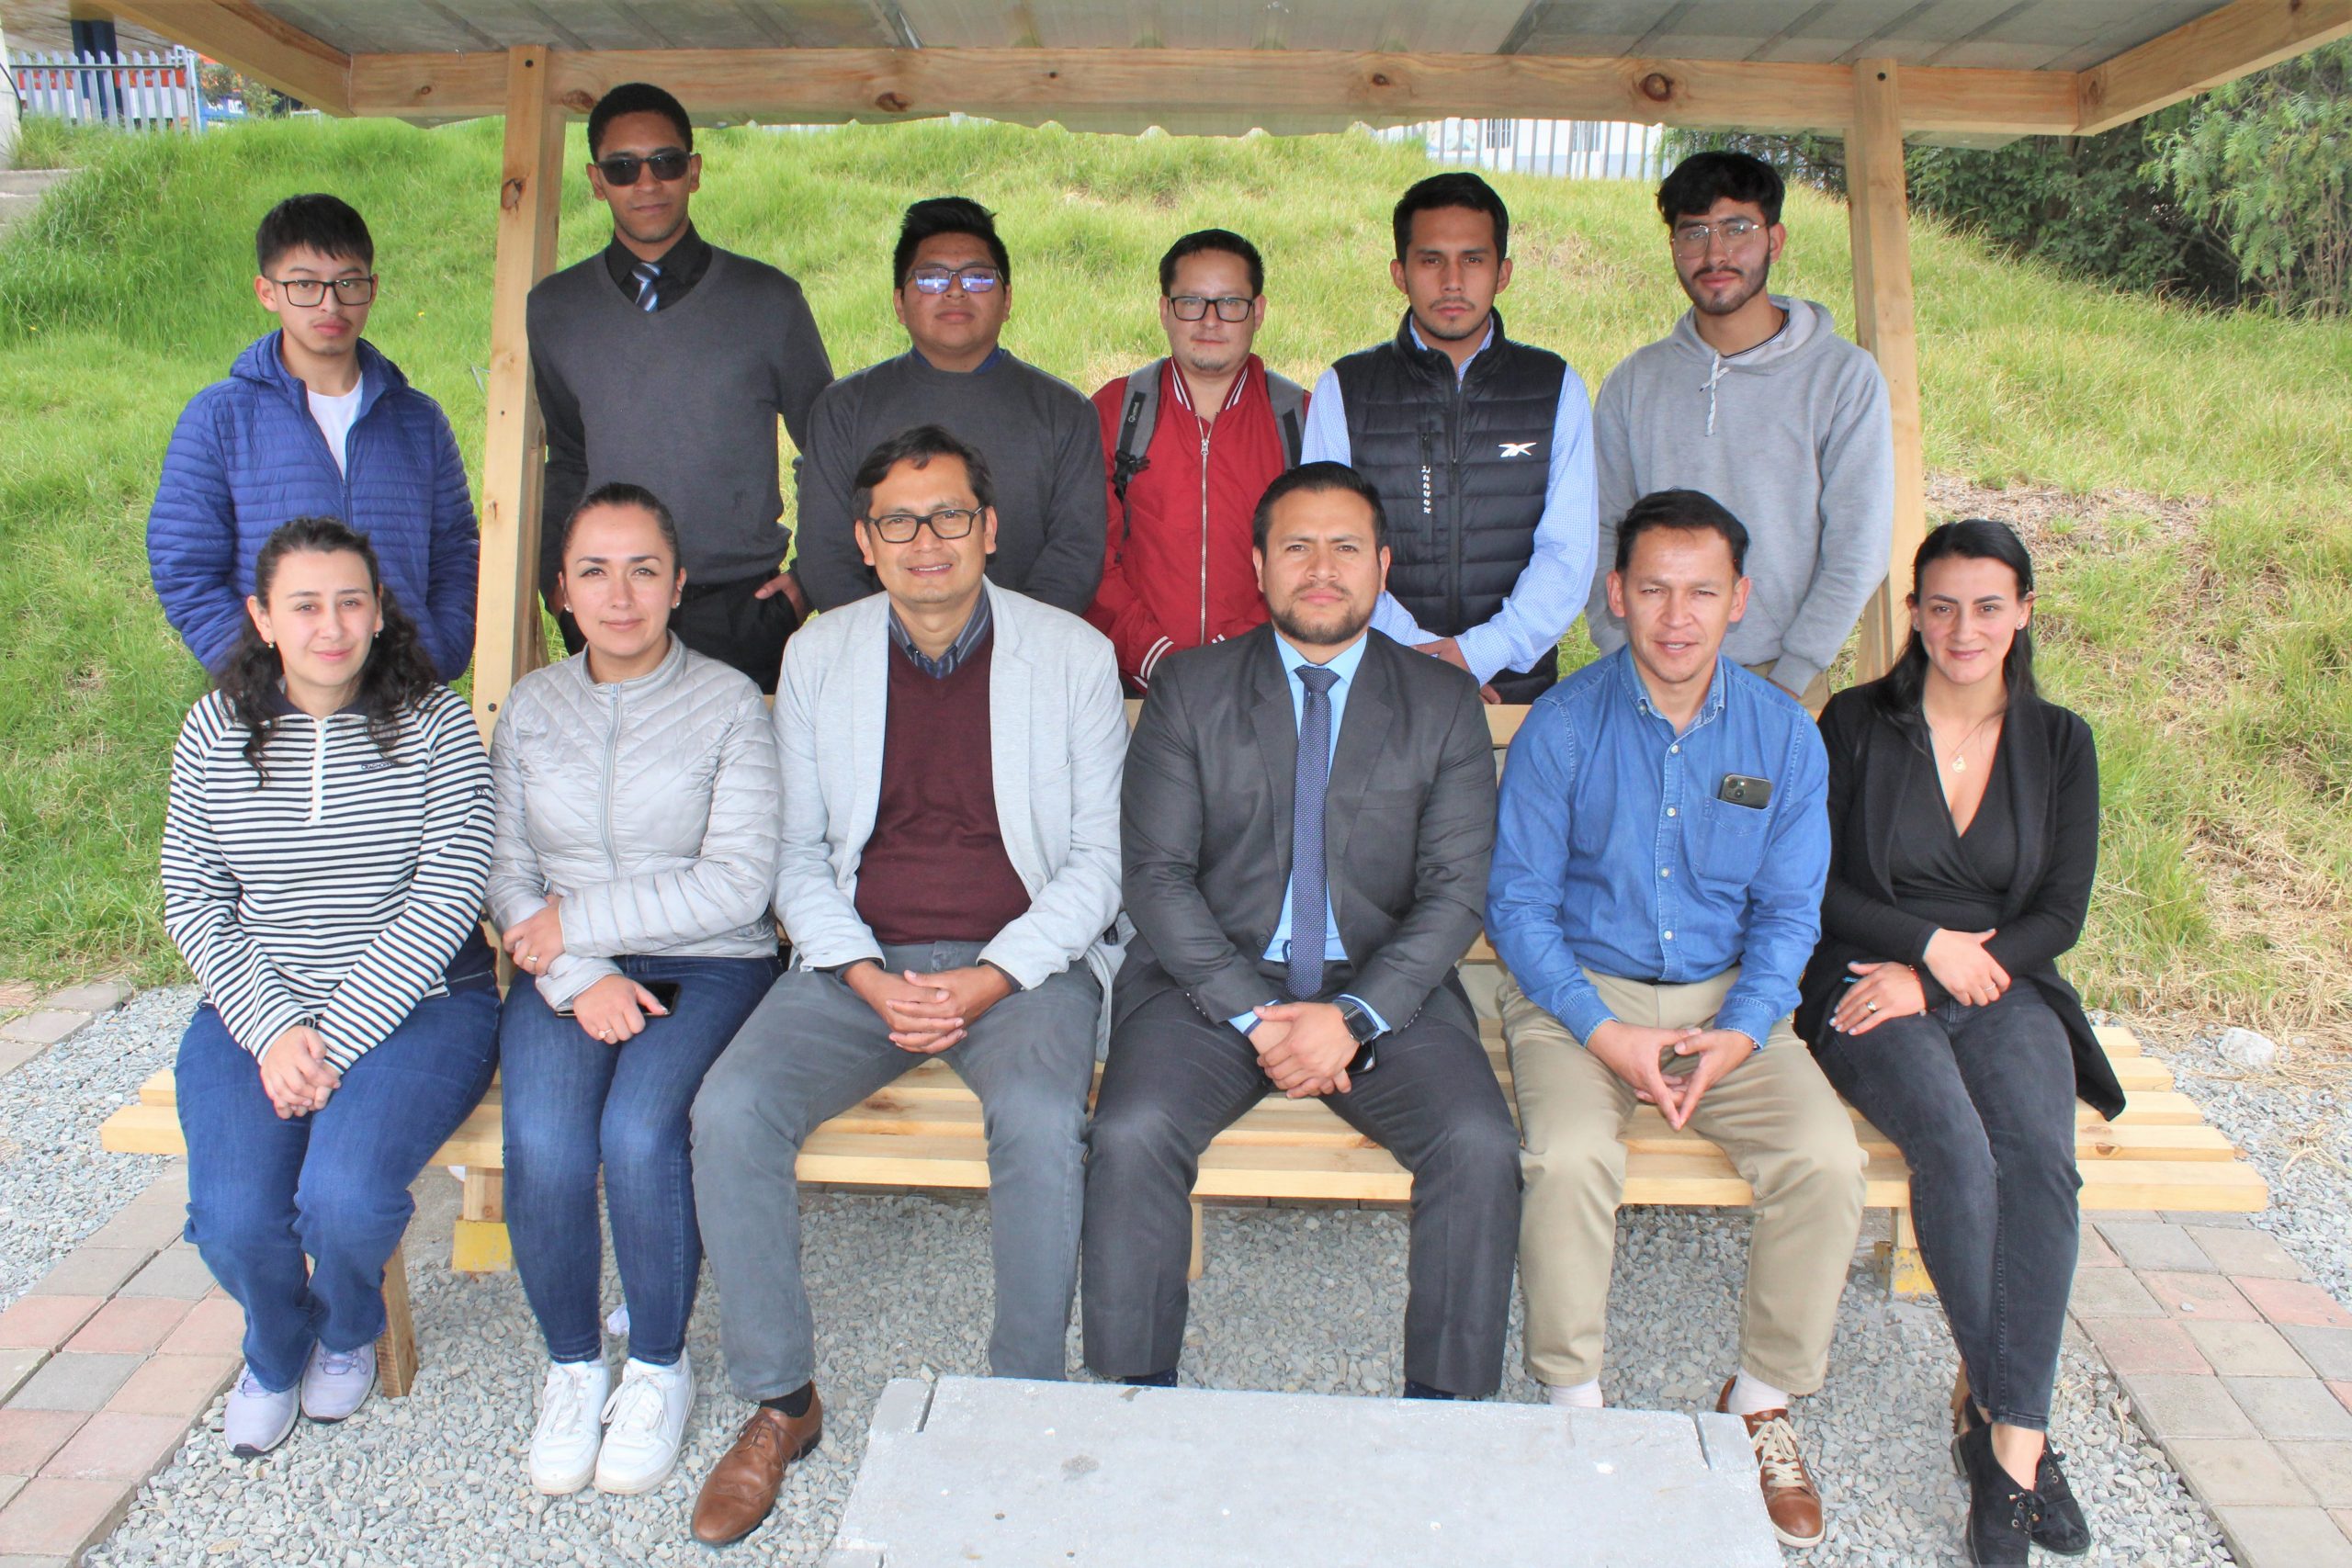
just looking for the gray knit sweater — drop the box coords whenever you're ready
[528,245,833,589]
[794,348,1106,614]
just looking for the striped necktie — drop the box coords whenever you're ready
[632,260,661,312]
[1286,664,1341,999]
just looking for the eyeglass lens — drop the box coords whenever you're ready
[1670,219,1760,252]
[910,267,1003,295]
[596,151,692,186]
[869,508,980,543]
[1169,296,1253,321]
[274,276,377,306]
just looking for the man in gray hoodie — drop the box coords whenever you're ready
[1585,152,1893,713]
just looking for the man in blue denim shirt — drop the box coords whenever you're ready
[1487,489,1862,1551]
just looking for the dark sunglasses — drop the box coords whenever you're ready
[594,150,692,186]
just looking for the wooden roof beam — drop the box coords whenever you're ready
[348,47,2080,138]
[104,0,352,116]
[2078,0,2352,135]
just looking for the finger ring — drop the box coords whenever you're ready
[524,953,537,966]
[1865,1000,1880,1013]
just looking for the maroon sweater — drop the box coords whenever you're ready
[854,637,1033,944]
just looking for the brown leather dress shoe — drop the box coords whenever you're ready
[1715,1377,1825,1549]
[691,1394,824,1547]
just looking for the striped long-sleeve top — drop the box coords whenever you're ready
[161,682,494,1072]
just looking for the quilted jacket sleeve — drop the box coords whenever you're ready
[421,404,481,682]
[147,391,250,675]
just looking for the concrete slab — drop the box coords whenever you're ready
[36,984,124,1016]
[2098,1221,2218,1273]
[0,1014,82,1048]
[825,1377,1782,1568]
[2214,1504,2352,1568]
[2227,1377,2352,1441]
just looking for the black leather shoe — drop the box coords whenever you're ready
[1955,1423,2040,1567]
[1951,1398,2090,1555]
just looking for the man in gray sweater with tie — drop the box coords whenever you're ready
[526,82,833,692]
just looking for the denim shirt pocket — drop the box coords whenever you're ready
[1689,795,1771,888]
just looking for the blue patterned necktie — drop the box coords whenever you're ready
[1286,664,1341,999]
[632,260,661,312]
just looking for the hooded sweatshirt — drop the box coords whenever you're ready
[1585,297,1892,698]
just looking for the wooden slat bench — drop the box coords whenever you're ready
[97,703,2267,1390]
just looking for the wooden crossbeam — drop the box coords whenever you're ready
[2078,0,2352,136]
[345,47,2079,138]
[105,0,351,116]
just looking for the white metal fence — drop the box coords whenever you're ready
[1387,118,1668,182]
[6,48,209,132]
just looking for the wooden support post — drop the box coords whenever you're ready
[451,1168,514,1273]
[1187,1199,1205,1282]
[377,1239,421,1396]
[1846,60,1928,683]
[469,45,564,740]
[1886,1206,1932,1298]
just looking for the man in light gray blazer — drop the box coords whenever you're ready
[688,426,1125,1548]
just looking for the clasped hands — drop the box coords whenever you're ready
[1586,1019,1755,1129]
[503,895,565,976]
[1832,927,2009,1036]
[847,961,1013,1054]
[1248,1001,1359,1099]
[259,1024,341,1119]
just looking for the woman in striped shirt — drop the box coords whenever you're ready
[162,516,497,1459]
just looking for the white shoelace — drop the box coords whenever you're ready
[236,1368,277,1398]
[536,1365,601,1443]
[602,1371,672,1445]
[1752,1415,1810,1492]
[316,1348,366,1376]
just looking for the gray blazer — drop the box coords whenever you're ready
[1118,624,1496,1038]
[773,580,1128,1017]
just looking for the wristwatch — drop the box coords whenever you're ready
[1336,998,1383,1075]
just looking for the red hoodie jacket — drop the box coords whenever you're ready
[1084,356,1301,691]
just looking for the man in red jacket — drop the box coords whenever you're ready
[1086,230,1306,691]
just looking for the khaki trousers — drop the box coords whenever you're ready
[1747,659,1831,717]
[1501,966,1865,1393]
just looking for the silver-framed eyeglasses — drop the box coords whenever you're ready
[907,265,1004,295]
[1168,294,1254,321]
[1669,218,1764,254]
[863,506,984,543]
[268,275,379,307]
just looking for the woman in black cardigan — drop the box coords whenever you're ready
[1799,520,2118,1566]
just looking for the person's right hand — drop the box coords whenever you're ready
[1585,1019,1702,1122]
[572,976,669,1044]
[1922,929,2010,1008]
[845,963,966,1054]
[258,1025,341,1119]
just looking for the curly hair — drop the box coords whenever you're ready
[218,517,444,778]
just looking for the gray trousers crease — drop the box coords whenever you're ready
[691,941,1099,1400]
[1081,982,1523,1396]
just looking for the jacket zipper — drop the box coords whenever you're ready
[1196,417,1213,644]
[1443,374,1466,635]
[599,682,624,879]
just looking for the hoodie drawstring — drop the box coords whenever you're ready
[1702,352,1727,438]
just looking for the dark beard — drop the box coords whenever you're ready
[1271,599,1373,650]
[1686,255,1771,318]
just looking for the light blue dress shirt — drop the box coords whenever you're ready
[1227,629,1388,1038]
[1301,320,1599,687]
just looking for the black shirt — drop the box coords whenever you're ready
[1886,731,2018,937]
[601,222,713,311]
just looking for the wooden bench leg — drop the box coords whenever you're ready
[451,1168,514,1273]
[377,1239,420,1398]
[1187,1200,1204,1282]
[1886,1208,1933,1297]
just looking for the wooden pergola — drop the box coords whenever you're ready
[104,0,2352,730]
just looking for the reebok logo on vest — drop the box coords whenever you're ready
[1498,441,1537,458]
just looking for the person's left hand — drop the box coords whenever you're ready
[1250,1001,1357,1098]
[504,897,565,976]
[572,975,669,1044]
[1416,637,1470,673]
[1659,1029,1757,1125]
[754,570,809,616]
[899,965,1015,1037]
[1831,961,1928,1036]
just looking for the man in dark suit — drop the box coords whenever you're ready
[1081,461,1521,1401]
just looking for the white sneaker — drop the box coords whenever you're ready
[224,1368,300,1457]
[529,1359,610,1495]
[593,1352,693,1495]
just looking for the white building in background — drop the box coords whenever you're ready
[1384,118,1669,183]
[1,17,19,168]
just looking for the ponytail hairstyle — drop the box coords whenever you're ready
[219,517,442,777]
[1872,517,2040,722]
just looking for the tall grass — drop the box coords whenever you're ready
[1,116,2346,1039]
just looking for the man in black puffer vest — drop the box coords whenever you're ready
[1302,173,1597,703]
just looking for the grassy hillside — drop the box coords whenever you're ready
[2,114,2346,1042]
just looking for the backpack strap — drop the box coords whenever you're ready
[1110,361,1163,511]
[1263,370,1306,468]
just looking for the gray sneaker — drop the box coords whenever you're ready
[300,1340,376,1423]
[225,1369,300,1457]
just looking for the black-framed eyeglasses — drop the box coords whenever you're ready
[267,275,378,307]
[862,506,984,544]
[594,150,692,186]
[1168,294,1254,322]
[907,265,1004,295]
[1669,217,1765,254]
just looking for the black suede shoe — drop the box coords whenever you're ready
[1955,1424,2041,1567]
[2031,1444,2093,1555]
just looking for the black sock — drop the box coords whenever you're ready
[761,1382,814,1418]
[1401,1379,1456,1401]
[1121,1370,1179,1389]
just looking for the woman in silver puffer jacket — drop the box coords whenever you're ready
[486,483,783,1499]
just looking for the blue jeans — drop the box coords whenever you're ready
[177,985,499,1393]
[500,953,779,1366]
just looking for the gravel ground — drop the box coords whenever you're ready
[0,985,175,1308]
[10,987,2256,1565]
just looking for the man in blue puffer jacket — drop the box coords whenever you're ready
[147,195,480,681]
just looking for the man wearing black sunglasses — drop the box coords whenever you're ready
[794,197,1105,619]
[526,82,834,692]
